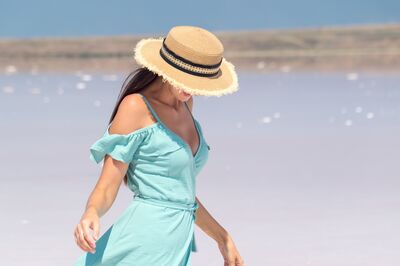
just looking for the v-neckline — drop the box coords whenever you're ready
[139,93,202,159]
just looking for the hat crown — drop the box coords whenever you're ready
[163,26,224,66]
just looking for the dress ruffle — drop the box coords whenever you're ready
[89,124,149,164]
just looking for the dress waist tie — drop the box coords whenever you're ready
[133,194,199,252]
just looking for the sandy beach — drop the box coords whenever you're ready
[1,69,399,265]
[1,23,400,73]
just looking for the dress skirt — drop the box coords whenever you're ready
[74,195,198,266]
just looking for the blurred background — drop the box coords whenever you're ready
[1,1,399,265]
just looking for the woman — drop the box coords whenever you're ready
[73,25,243,266]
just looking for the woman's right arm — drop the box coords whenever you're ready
[73,94,148,254]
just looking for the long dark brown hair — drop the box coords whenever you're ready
[108,67,158,186]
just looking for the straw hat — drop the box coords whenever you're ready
[133,25,239,97]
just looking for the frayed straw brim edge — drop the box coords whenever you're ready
[133,37,239,97]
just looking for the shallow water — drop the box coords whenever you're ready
[1,70,399,265]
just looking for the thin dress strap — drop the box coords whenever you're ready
[138,93,162,123]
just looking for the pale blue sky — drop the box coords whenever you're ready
[1,0,399,38]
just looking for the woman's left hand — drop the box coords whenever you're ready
[217,233,244,266]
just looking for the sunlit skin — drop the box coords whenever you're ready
[73,75,244,266]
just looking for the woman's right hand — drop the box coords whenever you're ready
[74,208,100,254]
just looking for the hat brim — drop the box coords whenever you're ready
[133,37,239,97]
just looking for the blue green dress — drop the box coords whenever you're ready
[74,93,210,266]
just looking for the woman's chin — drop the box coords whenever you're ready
[180,92,192,100]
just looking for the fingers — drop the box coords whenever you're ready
[74,223,96,253]
[76,223,95,253]
[82,220,97,249]
[74,229,91,253]
[236,256,244,266]
[224,256,244,266]
[90,220,100,241]
[224,258,236,266]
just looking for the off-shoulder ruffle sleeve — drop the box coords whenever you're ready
[89,126,147,164]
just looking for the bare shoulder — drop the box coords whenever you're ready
[108,93,148,135]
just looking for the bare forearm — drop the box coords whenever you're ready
[194,196,229,244]
[84,187,115,218]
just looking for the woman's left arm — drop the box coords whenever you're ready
[195,196,245,266]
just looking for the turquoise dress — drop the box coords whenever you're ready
[74,93,210,266]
